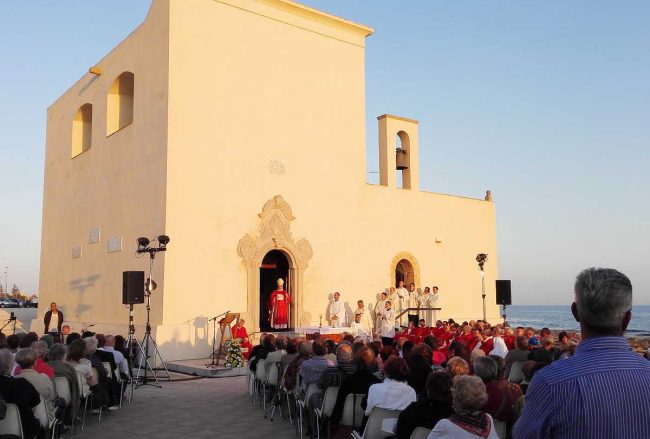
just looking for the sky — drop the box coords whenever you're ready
[0,1,648,305]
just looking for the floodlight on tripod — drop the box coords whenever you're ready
[132,234,173,388]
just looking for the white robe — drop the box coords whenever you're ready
[416,292,437,325]
[328,300,346,327]
[379,308,395,338]
[353,307,373,335]
[489,336,509,358]
[395,287,409,325]
[350,320,370,338]
[374,300,387,334]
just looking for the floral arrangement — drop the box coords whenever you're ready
[224,339,245,368]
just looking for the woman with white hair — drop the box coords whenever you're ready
[428,375,500,438]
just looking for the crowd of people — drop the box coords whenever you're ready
[0,326,131,439]
[245,268,650,439]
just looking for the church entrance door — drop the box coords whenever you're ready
[260,250,290,331]
[395,259,414,287]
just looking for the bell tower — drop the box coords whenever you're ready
[378,114,419,190]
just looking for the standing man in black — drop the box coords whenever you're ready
[44,302,64,336]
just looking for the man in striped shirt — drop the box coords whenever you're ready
[513,268,650,439]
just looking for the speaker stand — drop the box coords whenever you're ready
[502,304,508,325]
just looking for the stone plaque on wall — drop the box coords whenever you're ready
[107,236,122,253]
[72,246,82,259]
[89,226,100,244]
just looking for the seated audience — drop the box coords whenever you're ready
[101,335,129,376]
[282,340,311,392]
[14,347,62,423]
[428,375,500,438]
[14,340,54,378]
[310,343,356,408]
[396,371,454,439]
[0,348,40,439]
[476,356,522,430]
[280,338,299,372]
[331,346,379,420]
[365,356,416,415]
[447,356,470,378]
[527,336,556,364]
[406,344,432,398]
[504,335,529,378]
[47,343,81,425]
[299,340,334,392]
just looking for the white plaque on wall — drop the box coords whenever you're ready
[107,236,122,253]
[89,226,100,244]
[72,246,82,259]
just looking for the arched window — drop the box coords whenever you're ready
[106,72,134,135]
[71,103,92,158]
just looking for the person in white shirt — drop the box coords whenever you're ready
[407,283,419,327]
[350,314,370,339]
[379,301,396,344]
[366,356,416,415]
[488,327,508,358]
[416,287,434,326]
[328,292,346,327]
[374,292,388,335]
[100,335,129,375]
[353,300,373,336]
[395,281,409,328]
[431,286,441,322]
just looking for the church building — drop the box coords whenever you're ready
[38,0,499,360]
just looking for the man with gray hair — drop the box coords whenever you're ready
[514,268,650,439]
[309,342,356,409]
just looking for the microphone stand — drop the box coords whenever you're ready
[206,310,230,368]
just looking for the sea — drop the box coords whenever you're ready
[505,305,650,338]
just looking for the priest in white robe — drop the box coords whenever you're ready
[395,281,409,327]
[374,292,388,335]
[349,313,371,339]
[328,291,346,327]
[353,299,373,336]
[416,287,435,326]
[379,300,395,344]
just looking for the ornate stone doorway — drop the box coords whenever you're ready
[259,250,291,331]
[237,195,313,331]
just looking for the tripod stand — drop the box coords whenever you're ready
[0,313,17,335]
[134,251,172,387]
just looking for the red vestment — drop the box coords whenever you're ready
[503,335,516,350]
[479,337,495,355]
[268,289,291,329]
[231,324,253,359]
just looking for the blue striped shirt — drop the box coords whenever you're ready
[513,336,650,439]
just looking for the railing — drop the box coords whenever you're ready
[395,307,442,320]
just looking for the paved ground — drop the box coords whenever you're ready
[80,375,296,439]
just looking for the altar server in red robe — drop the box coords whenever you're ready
[268,278,291,329]
[231,318,254,359]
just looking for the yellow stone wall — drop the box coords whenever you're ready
[38,0,499,360]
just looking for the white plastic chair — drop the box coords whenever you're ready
[254,359,267,407]
[508,361,524,383]
[54,376,72,407]
[494,419,507,439]
[410,427,432,439]
[0,403,23,439]
[340,393,365,429]
[314,386,339,439]
[351,407,402,439]
[296,382,319,439]
[33,397,58,439]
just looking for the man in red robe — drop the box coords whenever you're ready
[231,318,254,359]
[268,278,291,329]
